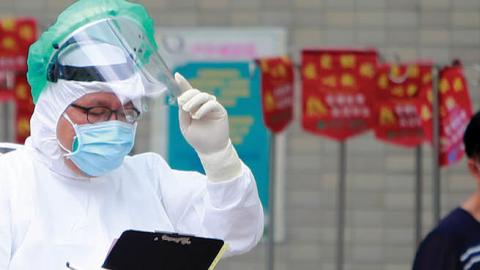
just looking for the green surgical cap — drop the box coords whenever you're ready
[27,0,157,104]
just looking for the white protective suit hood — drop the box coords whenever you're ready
[28,74,145,179]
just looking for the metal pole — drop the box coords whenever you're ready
[3,72,15,142]
[1,105,6,141]
[432,66,441,224]
[336,141,347,270]
[267,133,276,270]
[415,146,423,247]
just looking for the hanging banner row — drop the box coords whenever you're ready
[302,49,472,167]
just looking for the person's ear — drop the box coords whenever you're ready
[467,158,480,181]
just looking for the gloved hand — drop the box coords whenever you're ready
[175,73,242,182]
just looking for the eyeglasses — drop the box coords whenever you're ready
[70,103,140,124]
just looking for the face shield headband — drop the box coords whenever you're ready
[45,17,182,101]
[47,40,136,83]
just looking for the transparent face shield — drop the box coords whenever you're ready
[46,16,182,107]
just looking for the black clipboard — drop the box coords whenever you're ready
[102,230,228,270]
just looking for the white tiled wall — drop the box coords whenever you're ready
[3,0,480,269]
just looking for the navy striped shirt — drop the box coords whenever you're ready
[413,208,480,270]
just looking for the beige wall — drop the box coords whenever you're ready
[2,0,480,269]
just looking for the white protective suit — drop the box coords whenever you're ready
[0,76,264,269]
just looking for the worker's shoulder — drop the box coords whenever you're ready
[124,151,170,168]
[0,147,33,166]
[0,148,34,188]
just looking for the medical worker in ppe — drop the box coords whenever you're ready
[0,0,264,269]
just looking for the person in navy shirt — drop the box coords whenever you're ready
[413,111,480,270]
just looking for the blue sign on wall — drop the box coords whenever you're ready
[168,62,270,210]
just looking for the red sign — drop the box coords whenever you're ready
[0,17,37,143]
[373,63,432,147]
[0,18,37,71]
[14,73,34,143]
[422,65,472,166]
[301,49,378,141]
[257,57,294,133]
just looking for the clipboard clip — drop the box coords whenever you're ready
[66,262,82,270]
[66,262,109,270]
[154,230,195,237]
[153,231,193,245]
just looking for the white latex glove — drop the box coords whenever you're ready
[175,73,242,182]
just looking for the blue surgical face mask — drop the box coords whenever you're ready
[59,113,137,177]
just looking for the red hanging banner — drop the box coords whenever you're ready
[14,73,34,143]
[257,57,294,133]
[423,64,472,166]
[0,17,37,72]
[373,63,432,147]
[0,17,37,143]
[301,49,378,141]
